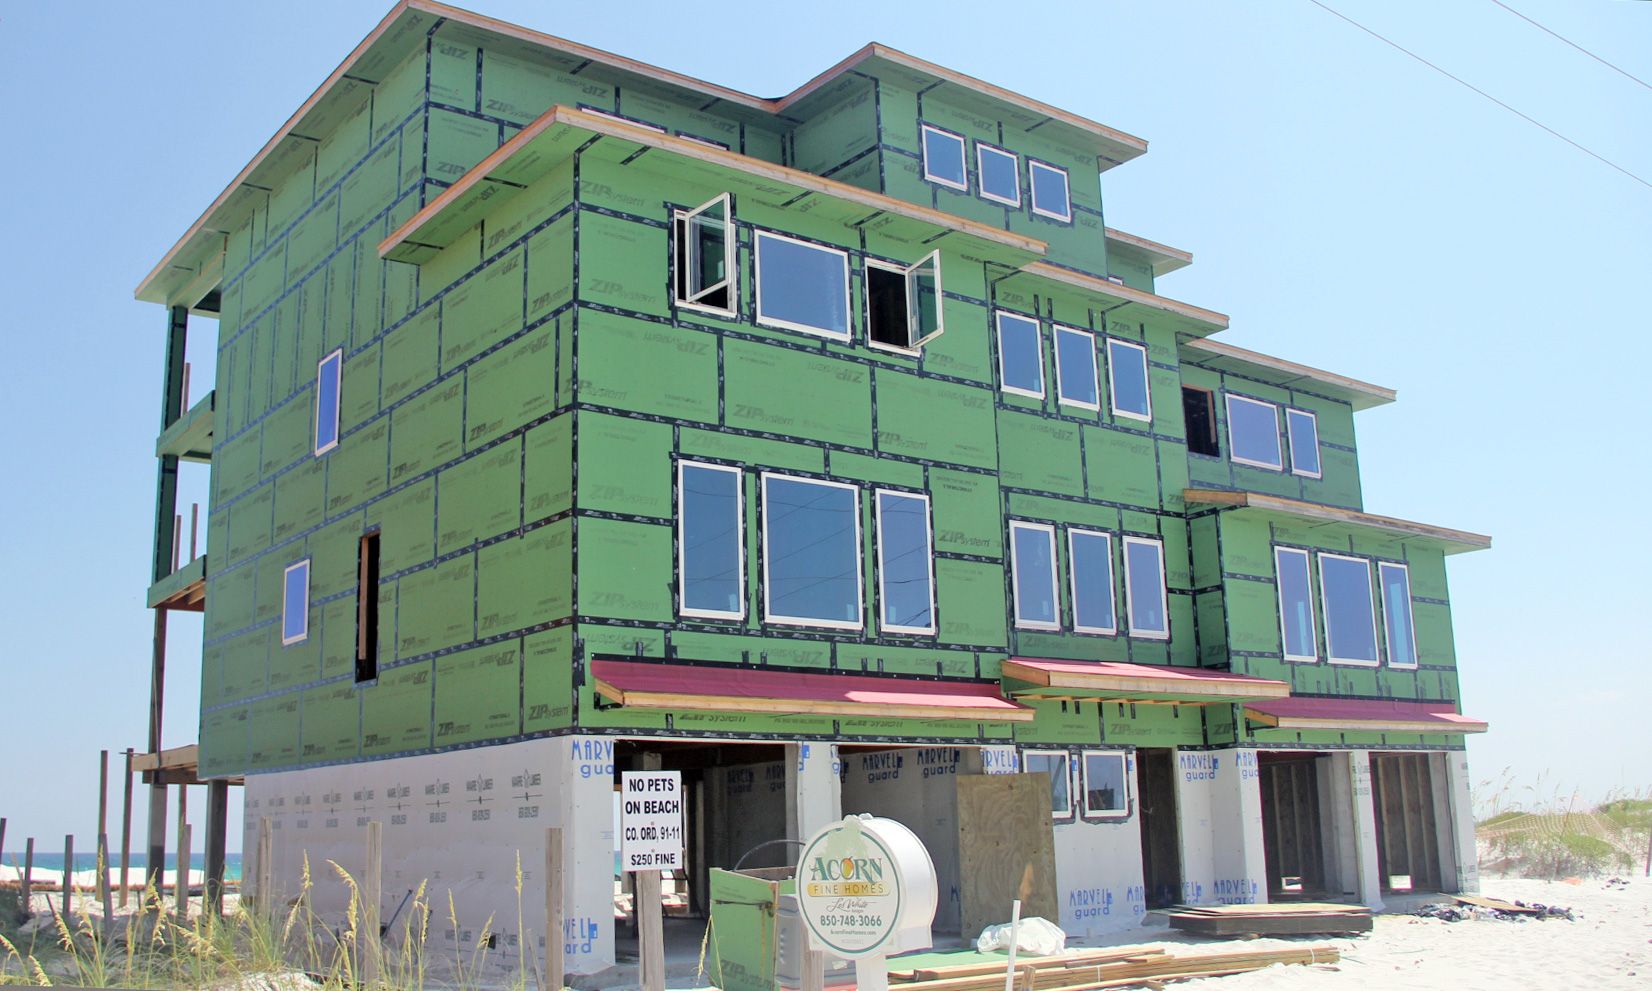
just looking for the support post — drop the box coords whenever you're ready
[256,817,273,919]
[97,751,111,909]
[21,838,33,915]
[0,819,6,865]
[62,835,74,920]
[544,827,564,991]
[175,824,191,923]
[204,780,228,917]
[1347,752,1385,911]
[636,868,664,991]
[120,749,134,908]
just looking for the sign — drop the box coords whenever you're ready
[619,771,683,871]
[797,817,915,960]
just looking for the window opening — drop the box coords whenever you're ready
[866,251,943,351]
[1182,387,1219,456]
[314,349,342,456]
[674,193,734,315]
[356,533,380,682]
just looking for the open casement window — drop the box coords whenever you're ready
[1023,750,1073,820]
[866,251,944,352]
[674,194,735,315]
[1081,751,1130,819]
[1379,562,1419,670]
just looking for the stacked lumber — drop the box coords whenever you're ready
[1169,901,1372,936]
[889,944,1340,991]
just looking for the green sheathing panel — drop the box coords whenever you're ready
[788,76,880,193]
[1180,360,1363,511]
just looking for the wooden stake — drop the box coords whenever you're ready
[364,821,382,986]
[62,835,74,919]
[256,817,273,919]
[172,516,182,573]
[544,827,563,991]
[1003,898,1023,991]
[175,824,191,923]
[97,751,111,909]
[100,833,113,931]
[637,869,664,991]
[21,838,33,914]
[119,749,134,908]
[189,503,200,562]
[0,819,6,864]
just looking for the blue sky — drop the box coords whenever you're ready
[0,1,1646,855]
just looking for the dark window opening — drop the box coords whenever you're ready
[866,265,908,348]
[1183,387,1220,456]
[673,194,732,313]
[356,532,381,683]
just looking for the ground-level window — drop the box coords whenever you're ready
[921,124,968,190]
[679,461,744,620]
[1082,751,1129,818]
[997,312,1045,398]
[1183,386,1219,456]
[866,251,943,352]
[755,231,850,340]
[761,474,861,629]
[674,193,734,315]
[1274,547,1317,662]
[282,559,311,646]
[1054,326,1100,410]
[1010,521,1059,630]
[1226,393,1283,469]
[356,532,380,682]
[1068,529,1116,634]
[1318,552,1379,665]
[977,142,1020,206]
[1123,536,1169,639]
[1028,159,1071,221]
[1107,338,1151,422]
[1379,562,1418,669]
[1286,407,1322,478]
[875,490,935,635]
[1024,750,1072,818]
[314,349,342,455]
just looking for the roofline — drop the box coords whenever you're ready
[1104,227,1192,276]
[1184,488,1492,551]
[1019,261,1230,333]
[1182,337,1396,409]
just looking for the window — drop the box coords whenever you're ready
[1226,394,1283,470]
[1183,387,1219,456]
[1054,326,1100,410]
[356,533,380,682]
[1082,751,1129,818]
[1318,553,1378,665]
[281,559,311,646]
[1379,562,1418,669]
[921,124,968,190]
[314,349,342,455]
[976,143,1020,206]
[1286,408,1322,478]
[1009,521,1059,630]
[1028,159,1071,221]
[875,491,935,635]
[679,462,745,620]
[1123,536,1169,639]
[1023,750,1072,818]
[1106,339,1151,422]
[866,251,944,351]
[674,193,734,316]
[1068,529,1116,634]
[996,312,1045,398]
[761,474,861,629]
[755,231,850,340]
[1274,547,1317,662]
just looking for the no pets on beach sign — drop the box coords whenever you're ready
[620,770,684,871]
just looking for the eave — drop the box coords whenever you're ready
[1104,228,1192,277]
[1182,338,1396,411]
[1008,261,1230,338]
[1184,488,1491,555]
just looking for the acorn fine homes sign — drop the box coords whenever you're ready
[796,814,938,968]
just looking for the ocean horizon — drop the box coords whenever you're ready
[3,852,244,882]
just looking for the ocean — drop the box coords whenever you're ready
[3,852,244,882]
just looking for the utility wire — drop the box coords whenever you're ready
[1304,0,1652,191]
[1487,0,1652,93]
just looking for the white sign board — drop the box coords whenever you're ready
[620,770,684,871]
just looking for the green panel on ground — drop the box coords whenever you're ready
[435,641,522,746]
[577,412,673,517]
[362,661,433,757]
[477,520,573,637]
[391,379,463,485]
[466,324,556,450]
[723,339,872,448]
[577,518,673,621]
[395,554,475,657]
[936,558,1008,647]
[524,415,573,521]
[576,308,719,421]
[438,442,521,553]
[301,682,360,762]
[875,370,996,468]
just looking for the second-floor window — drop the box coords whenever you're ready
[1055,326,1100,410]
[679,461,745,620]
[1009,521,1059,630]
[1274,546,1318,662]
[314,349,342,456]
[1319,552,1379,665]
[875,490,936,635]
[1024,750,1072,819]
[755,231,850,341]
[1379,562,1418,670]
[997,311,1045,399]
[1286,407,1322,478]
[1107,338,1151,422]
[866,251,944,352]
[1226,393,1283,470]
[1123,536,1169,639]
[1069,529,1116,634]
[673,193,735,316]
[761,474,862,629]
[1082,751,1129,818]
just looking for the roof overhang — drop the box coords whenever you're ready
[1104,228,1192,277]
[1185,489,1492,555]
[592,658,1035,723]
[1181,338,1396,410]
[1246,697,1487,735]
[1001,658,1290,705]
[1003,261,1229,338]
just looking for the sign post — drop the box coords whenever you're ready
[620,771,683,991]
[796,815,938,991]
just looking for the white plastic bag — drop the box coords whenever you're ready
[975,916,1067,955]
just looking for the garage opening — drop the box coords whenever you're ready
[1258,752,1331,898]
[1369,753,1443,893]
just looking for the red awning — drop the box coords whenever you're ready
[1245,697,1487,735]
[1001,658,1290,704]
[591,659,1035,722]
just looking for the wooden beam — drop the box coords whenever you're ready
[1015,261,1229,333]
[1001,660,1290,701]
[1185,489,1492,551]
[593,679,1035,723]
[1182,338,1395,409]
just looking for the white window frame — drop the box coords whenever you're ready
[753,230,852,341]
[1317,551,1380,667]
[281,559,311,646]
[1080,750,1130,819]
[995,311,1046,399]
[1378,561,1419,670]
[1122,535,1170,640]
[1226,393,1284,470]
[865,250,945,355]
[677,460,745,621]
[1273,546,1318,663]
[874,490,937,636]
[314,348,343,456]
[673,193,737,318]
[1028,159,1072,222]
[760,472,864,631]
[1023,749,1073,820]
[1053,325,1101,411]
[920,124,969,191]
[1009,520,1060,631]
[1067,528,1117,635]
[1286,407,1322,478]
[1105,338,1152,422]
[975,142,1021,207]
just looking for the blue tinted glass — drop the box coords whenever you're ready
[998,314,1044,395]
[315,353,341,452]
[283,563,309,642]
[1056,329,1099,407]
[1228,396,1282,467]
[757,235,848,336]
[1012,526,1057,625]
[1030,163,1070,219]
[1276,550,1315,658]
[1026,753,1070,813]
[1070,531,1115,632]
[765,478,859,624]
[1321,556,1378,662]
[1381,564,1416,666]
[1287,409,1321,475]
[682,466,741,615]
[1107,340,1150,417]
[978,146,1019,203]
[922,127,967,186]
[1084,753,1126,814]
[877,493,933,631]
[1125,540,1166,634]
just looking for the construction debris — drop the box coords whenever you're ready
[889,944,1340,990]
[1167,902,1372,936]
[1412,895,1576,922]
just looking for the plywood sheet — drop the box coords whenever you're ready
[956,773,1058,939]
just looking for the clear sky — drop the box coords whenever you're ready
[0,1,1646,856]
